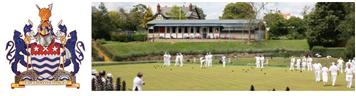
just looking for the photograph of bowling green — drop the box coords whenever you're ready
[91,2,355,91]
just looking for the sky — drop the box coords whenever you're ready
[92,2,316,19]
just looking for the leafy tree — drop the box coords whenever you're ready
[166,5,187,20]
[337,3,355,45]
[92,2,115,40]
[286,16,307,39]
[221,2,255,19]
[195,6,206,19]
[304,2,354,47]
[221,2,266,42]
[345,37,355,59]
[263,12,288,39]
[108,11,124,31]
[140,7,153,29]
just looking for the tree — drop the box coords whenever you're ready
[92,2,115,40]
[195,6,206,19]
[263,12,288,39]
[166,5,187,20]
[345,37,355,59]
[140,7,153,29]
[221,2,266,42]
[337,3,355,46]
[108,11,124,31]
[128,4,147,31]
[221,2,255,19]
[304,2,354,47]
[286,16,307,39]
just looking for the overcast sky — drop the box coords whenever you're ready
[92,2,316,19]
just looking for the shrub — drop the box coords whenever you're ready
[110,33,148,42]
[133,33,147,41]
[345,37,355,59]
[96,39,107,45]
[312,46,346,58]
[111,33,129,42]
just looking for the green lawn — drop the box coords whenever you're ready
[93,63,354,91]
[98,40,309,60]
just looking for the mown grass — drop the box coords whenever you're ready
[93,63,353,91]
[99,40,310,61]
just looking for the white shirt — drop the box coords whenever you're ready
[163,54,167,60]
[307,58,313,63]
[337,59,344,65]
[167,55,171,59]
[329,65,338,75]
[255,56,260,64]
[345,68,354,76]
[291,58,295,63]
[132,76,144,91]
[313,63,321,71]
[302,58,307,63]
[322,67,328,74]
[222,56,226,63]
[296,59,301,64]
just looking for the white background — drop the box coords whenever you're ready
[0,0,91,96]
[0,0,355,96]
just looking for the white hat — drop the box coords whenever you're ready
[92,69,97,74]
[107,73,112,77]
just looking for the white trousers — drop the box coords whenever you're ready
[322,73,328,83]
[331,74,337,86]
[315,71,321,82]
[223,62,226,67]
[302,63,306,71]
[307,63,312,71]
[289,63,294,70]
[200,60,205,68]
[346,75,353,88]
[256,63,260,68]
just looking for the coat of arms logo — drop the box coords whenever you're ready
[5,4,85,89]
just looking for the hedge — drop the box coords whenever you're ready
[110,33,147,42]
[311,46,346,58]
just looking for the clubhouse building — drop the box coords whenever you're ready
[147,3,266,41]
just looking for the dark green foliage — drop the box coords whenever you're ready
[110,33,147,42]
[286,16,307,39]
[221,2,255,19]
[305,2,355,47]
[92,3,114,40]
[345,37,355,59]
[263,12,288,39]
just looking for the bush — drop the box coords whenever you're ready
[345,37,355,59]
[111,33,130,42]
[111,33,147,42]
[103,40,310,61]
[312,46,346,58]
[133,33,147,41]
[96,39,107,45]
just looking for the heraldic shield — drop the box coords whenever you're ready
[5,4,85,89]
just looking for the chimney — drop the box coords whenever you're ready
[157,3,161,14]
